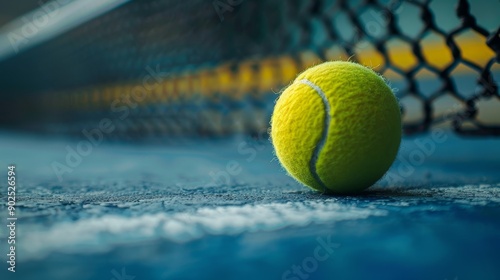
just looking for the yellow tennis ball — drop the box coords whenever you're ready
[271,61,401,194]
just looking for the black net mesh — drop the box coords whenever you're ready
[0,0,499,138]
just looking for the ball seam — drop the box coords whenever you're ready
[298,79,330,193]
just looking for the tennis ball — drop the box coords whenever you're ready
[271,61,401,194]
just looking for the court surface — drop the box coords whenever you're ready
[1,131,499,280]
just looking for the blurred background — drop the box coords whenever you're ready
[0,1,499,280]
[0,0,499,139]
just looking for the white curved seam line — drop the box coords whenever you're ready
[298,79,330,194]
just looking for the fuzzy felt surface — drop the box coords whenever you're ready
[272,61,401,193]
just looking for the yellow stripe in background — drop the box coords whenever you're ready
[216,63,234,94]
[258,58,277,93]
[236,60,257,96]
[356,30,496,79]
[278,56,300,86]
[50,36,497,111]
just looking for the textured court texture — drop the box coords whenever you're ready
[1,133,499,280]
